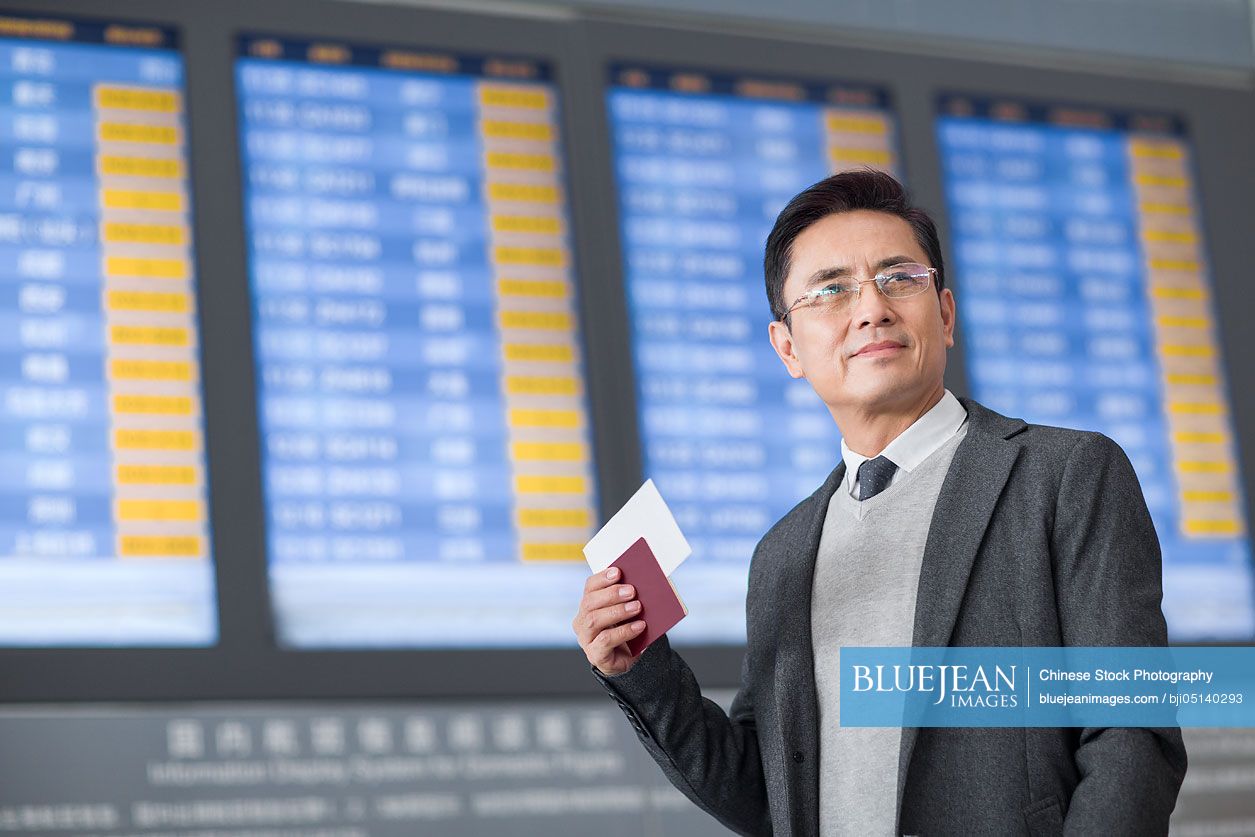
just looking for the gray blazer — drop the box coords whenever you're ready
[594,396,1187,835]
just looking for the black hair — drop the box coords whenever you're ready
[763,168,945,323]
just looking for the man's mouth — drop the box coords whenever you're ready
[852,340,905,358]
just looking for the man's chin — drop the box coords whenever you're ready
[844,380,918,410]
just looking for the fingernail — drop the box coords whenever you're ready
[625,600,641,613]
[618,585,633,599]
[632,621,646,630]
[606,568,618,581]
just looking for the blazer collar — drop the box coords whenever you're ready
[768,396,1026,837]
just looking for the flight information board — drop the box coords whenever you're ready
[236,35,598,647]
[936,94,1255,641]
[606,64,901,642]
[0,13,215,646]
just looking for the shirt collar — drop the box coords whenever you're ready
[840,389,968,496]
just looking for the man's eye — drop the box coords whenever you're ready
[883,272,912,284]
[817,283,851,296]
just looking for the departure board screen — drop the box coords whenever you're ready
[0,13,215,645]
[607,64,901,642]
[936,94,1255,641]
[237,35,597,647]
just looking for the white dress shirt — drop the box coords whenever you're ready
[840,388,969,499]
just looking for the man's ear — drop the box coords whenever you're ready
[768,319,806,379]
[939,288,956,348]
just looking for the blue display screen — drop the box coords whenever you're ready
[606,65,902,642]
[236,35,599,647]
[936,94,1254,641]
[0,13,216,646]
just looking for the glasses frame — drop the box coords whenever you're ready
[781,262,937,326]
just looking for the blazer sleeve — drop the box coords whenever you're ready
[1050,431,1189,835]
[591,635,771,836]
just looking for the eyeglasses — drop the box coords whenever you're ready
[782,262,936,326]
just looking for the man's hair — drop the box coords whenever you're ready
[763,168,945,323]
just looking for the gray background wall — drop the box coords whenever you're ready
[364,0,1255,76]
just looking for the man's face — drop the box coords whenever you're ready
[767,209,956,417]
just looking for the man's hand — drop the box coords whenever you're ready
[573,567,647,676]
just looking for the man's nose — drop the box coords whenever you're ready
[851,278,895,328]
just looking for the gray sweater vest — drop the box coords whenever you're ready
[811,422,969,835]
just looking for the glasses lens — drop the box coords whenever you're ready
[879,263,931,297]
[816,285,854,305]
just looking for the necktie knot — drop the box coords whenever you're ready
[856,455,898,501]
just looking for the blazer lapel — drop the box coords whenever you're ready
[894,397,1026,833]
[773,458,846,837]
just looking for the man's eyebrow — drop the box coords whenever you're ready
[803,256,917,288]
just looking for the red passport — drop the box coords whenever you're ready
[612,536,688,657]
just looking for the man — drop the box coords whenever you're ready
[573,170,1187,835]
